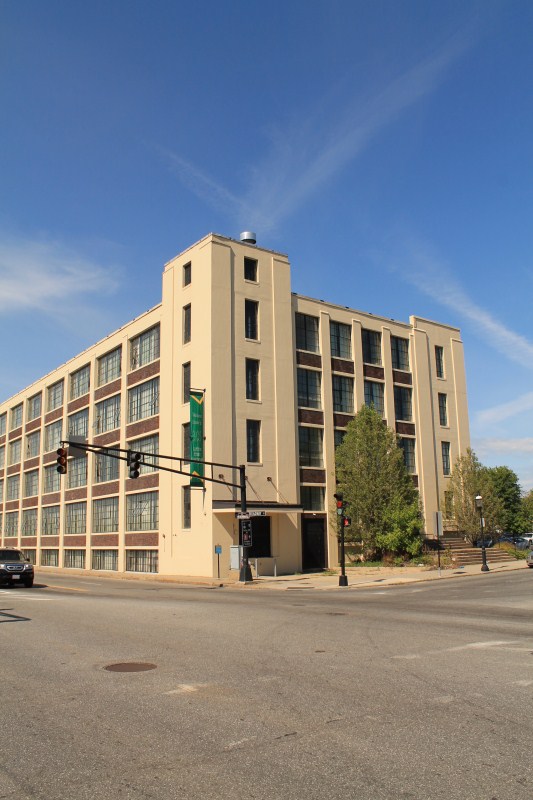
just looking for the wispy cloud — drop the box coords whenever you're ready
[476,392,533,426]
[476,437,533,455]
[164,28,472,232]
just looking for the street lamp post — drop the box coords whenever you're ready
[475,493,490,572]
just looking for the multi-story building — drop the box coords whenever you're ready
[0,233,470,579]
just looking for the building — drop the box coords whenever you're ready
[0,233,470,579]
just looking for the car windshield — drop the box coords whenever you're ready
[0,550,24,561]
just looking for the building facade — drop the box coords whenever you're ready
[0,233,470,579]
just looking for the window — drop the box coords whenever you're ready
[183,486,191,529]
[297,369,322,409]
[364,380,385,417]
[92,549,118,570]
[399,438,416,473]
[44,464,60,494]
[442,441,451,476]
[24,470,39,498]
[26,430,41,459]
[295,313,319,353]
[7,475,20,501]
[244,257,257,282]
[64,550,86,569]
[330,322,352,359]
[126,549,158,573]
[45,421,62,452]
[8,439,21,465]
[21,548,36,563]
[394,386,413,421]
[246,420,261,463]
[182,363,191,404]
[94,395,121,434]
[333,375,354,414]
[128,435,159,474]
[28,393,42,421]
[22,509,38,537]
[70,365,90,399]
[183,304,191,344]
[298,427,323,467]
[11,404,23,430]
[41,505,60,535]
[65,502,87,534]
[97,347,121,386]
[0,413,6,436]
[362,329,382,365]
[93,497,119,533]
[94,452,120,483]
[182,423,190,460]
[5,512,19,536]
[245,359,260,400]
[0,446,4,469]
[47,380,64,411]
[68,409,89,439]
[128,377,159,422]
[435,346,445,379]
[300,486,325,511]
[183,262,191,286]
[391,336,410,371]
[334,429,346,449]
[41,549,59,566]
[438,393,448,426]
[126,491,159,531]
[68,456,87,489]
[245,299,259,340]
[130,325,160,370]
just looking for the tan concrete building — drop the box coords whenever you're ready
[0,233,470,579]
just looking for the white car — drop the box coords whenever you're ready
[526,550,533,569]
[521,532,533,544]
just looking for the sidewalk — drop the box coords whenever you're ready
[246,557,528,590]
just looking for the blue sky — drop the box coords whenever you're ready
[1,1,532,490]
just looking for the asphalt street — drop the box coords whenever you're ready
[1,570,532,799]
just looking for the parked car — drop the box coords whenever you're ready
[0,549,34,587]
[526,550,533,568]
[512,537,530,550]
[498,533,528,547]
[520,533,533,544]
[474,537,493,548]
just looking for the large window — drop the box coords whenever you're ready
[399,438,416,474]
[330,322,351,359]
[68,456,87,489]
[44,464,61,494]
[126,491,159,531]
[244,257,258,282]
[68,409,89,439]
[97,347,121,386]
[93,497,119,533]
[182,363,191,404]
[362,329,382,365]
[245,299,259,340]
[11,404,23,430]
[0,446,4,469]
[45,421,62,452]
[394,386,412,421]
[41,505,60,535]
[22,509,38,537]
[183,262,191,286]
[128,435,159,474]
[183,304,191,344]
[435,346,445,379]
[126,550,158,573]
[94,452,120,483]
[391,336,410,371]
[130,325,160,370]
[26,430,41,459]
[333,375,354,414]
[300,486,325,511]
[92,549,118,570]
[245,359,260,401]
[24,470,39,498]
[0,413,6,436]
[128,378,160,422]
[47,380,64,411]
[8,439,21,465]
[41,549,59,566]
[7,475,20,501]
[65,502,87,534]
[183,486,191,529]
[5,511,19,537]
[94,395,121,434]
[64,550,86,569]
[297,369,322,409]
[438,393,448,426]
[442,441,451,476]
[298,427,323,467]
[364,380,385,417]
[246,420,261,463]
[182,423,190,460]
[70,365,90,399]
[27,393,42,421]
[295,313,319,353]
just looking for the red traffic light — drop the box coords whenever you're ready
[343,516,351,527]
[334,492,344,509]
[56,447,68,475]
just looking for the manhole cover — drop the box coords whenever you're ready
[104,662,157,673]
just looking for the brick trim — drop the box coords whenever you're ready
[91,534,119,546]
[298,409,324,425]
[333,413,354,428]
[94,379,122,402]
[125,473,159,492]
[45,408,63,424]
[296,351,322,368]
[23,457,40,471]
[65,488,88,501]
[92,481,120,497]
[396,421,416,436]
[9,427,22,441]
[331,358,354,374]
[363,364,385,380]
[125,533,158,547]
[126,417,159,440]
[25,418,42,433]
[127,360,160,387]
[392,369,412,385]
[299,468,326,484]
[67,394,90,414]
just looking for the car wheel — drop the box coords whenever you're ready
[22,578,34,587]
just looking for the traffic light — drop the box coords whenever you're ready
[128,451,142,479]
[56,447,68,475]
[343,516,351,527]
[334,493,345,515]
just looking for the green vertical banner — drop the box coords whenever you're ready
[190,390,205,487]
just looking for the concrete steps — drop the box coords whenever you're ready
[440,536,516,566]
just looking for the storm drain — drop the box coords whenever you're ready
[104,662,157,673]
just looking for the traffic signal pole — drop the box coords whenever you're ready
[238,464,253,582]
[334,493,349,587]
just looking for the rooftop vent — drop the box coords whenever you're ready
[240,231,257,245]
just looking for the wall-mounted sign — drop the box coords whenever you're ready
[190,390,204,487]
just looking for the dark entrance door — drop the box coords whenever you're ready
[302,518,326,570]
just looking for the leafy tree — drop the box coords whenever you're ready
[516,489,533,533]
[335,405,423,559]
[482,466,522,533]
[446,448,504,542]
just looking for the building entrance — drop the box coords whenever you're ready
[302,518,326,571]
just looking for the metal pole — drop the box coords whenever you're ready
[480,506,489,572]
[239,465,253,582]
[339,515,348,587]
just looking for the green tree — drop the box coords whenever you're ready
[482,466,522,533]
[446,449,504,542]
[335,405,423,559]
[516,489,533,532]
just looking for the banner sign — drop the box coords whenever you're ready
[190,390,205,487]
